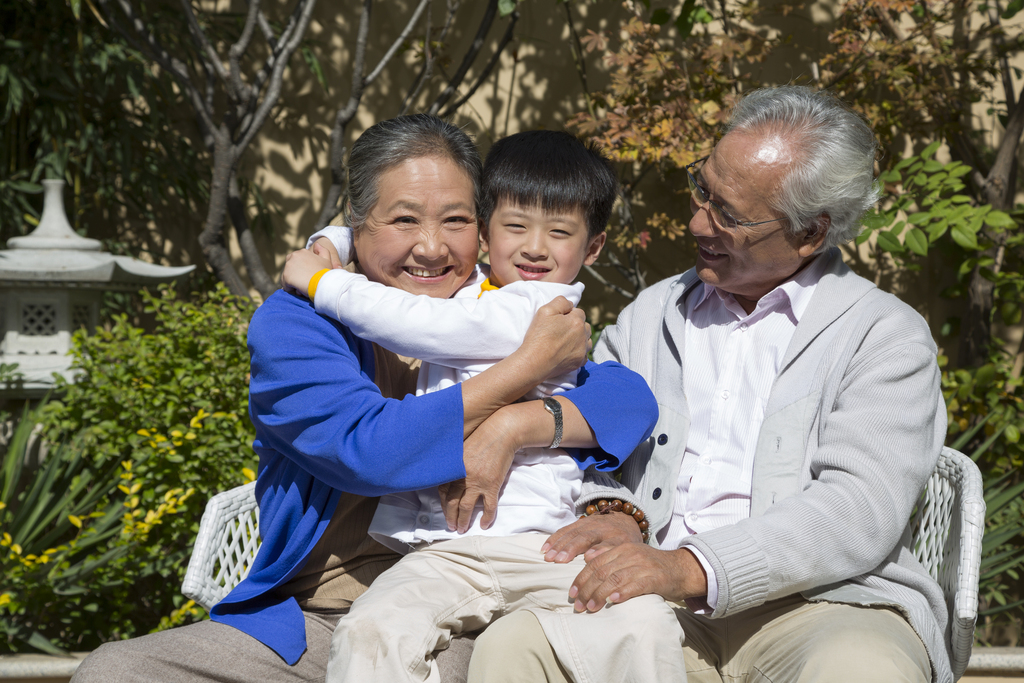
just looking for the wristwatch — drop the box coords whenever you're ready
[543,397,563,449]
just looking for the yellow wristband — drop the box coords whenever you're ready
[307,268,331,301]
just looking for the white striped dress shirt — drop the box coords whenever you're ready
[658,255,828,606]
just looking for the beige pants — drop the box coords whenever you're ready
[72,609,475,683]
[469,595,932,683]
[327,533,685,683]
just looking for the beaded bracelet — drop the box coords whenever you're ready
[582,498,650,543]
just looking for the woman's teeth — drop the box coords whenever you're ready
[407,267,446,277]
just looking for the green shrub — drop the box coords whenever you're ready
[1,283,257,652]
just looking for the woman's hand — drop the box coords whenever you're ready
[439,407,521,532]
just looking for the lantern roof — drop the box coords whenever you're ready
[1,180,194,285]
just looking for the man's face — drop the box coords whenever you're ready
[688,130,824,313]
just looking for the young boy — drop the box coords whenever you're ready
[282,131,686,683]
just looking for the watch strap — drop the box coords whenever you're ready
[543,397,563,449]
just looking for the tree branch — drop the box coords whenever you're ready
[179,0,233,98]
[439,9,517,118]
[583,263,635,299]
[428,0,498,116]
[228,0,263,103]
[98,0,217,143]
[400,0,440,116]
[232,0,318,157]
[365,0,430,85]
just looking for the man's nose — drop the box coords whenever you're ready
[688,196,715,237]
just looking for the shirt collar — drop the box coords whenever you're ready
[696,253,828,323]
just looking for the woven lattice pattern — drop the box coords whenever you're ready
[21,303,57,336]
[908,447,985,680]
[181,482,261,611]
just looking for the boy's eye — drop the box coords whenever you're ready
[551,229,570,237]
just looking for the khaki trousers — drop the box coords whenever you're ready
[328,534,685,683]
[469,595,932,683]
[71,609,475,683]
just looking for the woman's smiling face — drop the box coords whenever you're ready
[352,155,480,299]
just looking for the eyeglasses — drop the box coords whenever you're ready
[685,156,788,230]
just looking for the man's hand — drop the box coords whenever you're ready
[281,249,333,297]
[542,512,642,563]
[567,544,708,613]
[311,237,344,269]
[516,297,591,383]
[438,408,520,533]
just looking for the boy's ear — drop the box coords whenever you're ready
[479,224,491,254]
[583,231,606,266]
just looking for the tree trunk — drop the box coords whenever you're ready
[198,135,249,298]
[228,172,279,299]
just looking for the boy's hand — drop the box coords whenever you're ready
[311,237,344,268]
[281,249,333,298]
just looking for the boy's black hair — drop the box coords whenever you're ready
[479,130,618,238]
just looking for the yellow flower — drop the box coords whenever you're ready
[137,429,151,437]
[170,430,183,438]
[69,515,83,528]
[242,467,256,483]
[190,409,211,429]
[0,593,11,606]
[184,432,197,440]
[0,501,6,510]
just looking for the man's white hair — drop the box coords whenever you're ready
[725,86,880,250]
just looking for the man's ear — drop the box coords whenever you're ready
[799,215,829,256]
[584,231,607,266]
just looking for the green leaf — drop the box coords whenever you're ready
[879,169,902,183]
[1003,0,1024,19]
[70,0,81,19]
[876,230,904,253]
[922,160,944,172]
[498,0,517,16]
[951,224,980,250]
[300,46,328,94]
[905,227,928,256]
[1007,424,1021,443]
[984,210,1016,228]
[907,212,932,225]
[922,141,942,159]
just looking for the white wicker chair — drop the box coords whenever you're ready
[908,446,985,680]
[181,448,986,677]
[181,481,261,611]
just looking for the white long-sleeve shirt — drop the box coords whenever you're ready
[310,262,587,553]
[660,254,827,609]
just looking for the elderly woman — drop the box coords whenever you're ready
[72,115,655,682]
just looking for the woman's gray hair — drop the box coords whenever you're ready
[725,86,879,250]
[346,114,482,227]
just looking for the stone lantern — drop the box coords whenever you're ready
[0,179,195,398]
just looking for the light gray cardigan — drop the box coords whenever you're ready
[584,249,953,683]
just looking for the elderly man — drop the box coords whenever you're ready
[468,86,950,683]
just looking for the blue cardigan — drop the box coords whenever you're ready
[211,290,658,663]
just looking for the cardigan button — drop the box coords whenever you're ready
[657,434,668,445]
[652,488,662,500]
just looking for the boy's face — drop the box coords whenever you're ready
[481,201,605,288]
